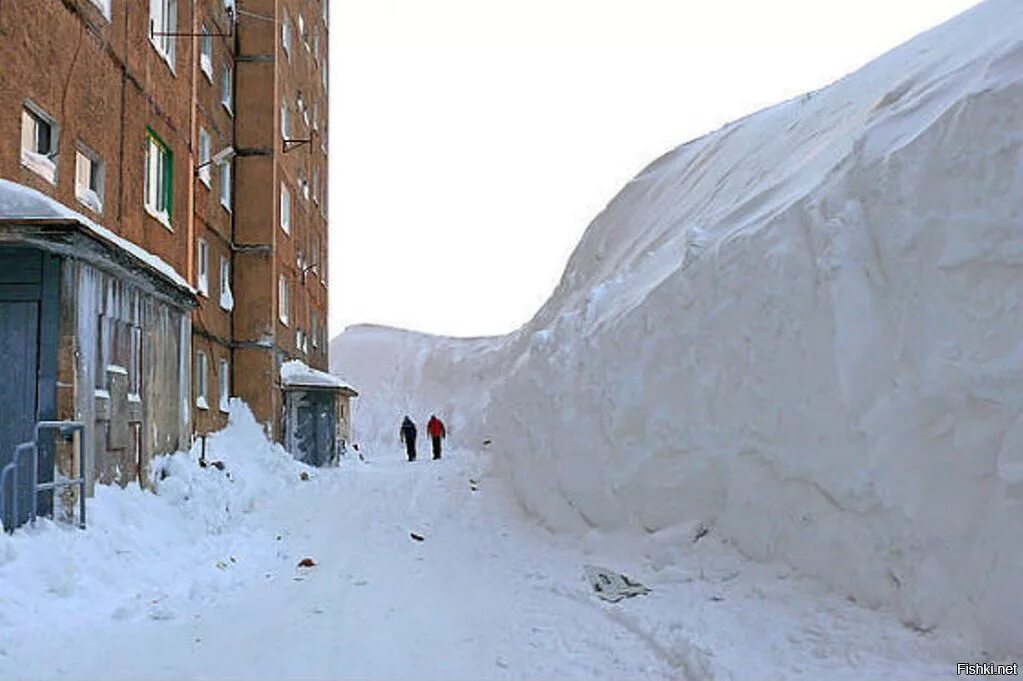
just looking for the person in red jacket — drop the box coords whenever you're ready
[427,415,446,460]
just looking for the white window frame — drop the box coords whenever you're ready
[200,25,214,81]
[218,358,230,412]
[89,0,111,20]
[221,62,233,114]
[278,275,290,326]
[198,128,212,187]
[299,14,309,51]
[280,183,291,234]
[196,351,209,410]
[144,130,173,229]
[219,256,233,311]
[197,238,209,296]
[149,0,178,72]
[21,103,59,185]
[282,9,292,58]
[281,101,291,140]
[220,161,232,211]
[74,144,104,214]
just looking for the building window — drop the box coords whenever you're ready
[74,145,104,214]
[197,238,209,295]
[296,329,305,354]
[144,129,173,228]
[281,101,291,140]
[312,103,318,131]
[312,313,319,349]
[280,183,291,233]
[282,9,292,57]
[149,0,178,69]
[314,28,320,62]
[198,128,212,187]
[200,25,213,80]
[322,61,327,89]
[20,103,59,184]
[297,91,309,127]
[220,161,232,211]
[196,351,209,410]
[312,166,319,204]
[218,358,230,412]
[278,275,290,326]
[89,0,111,20]
[221,63,233,114]
[323,0,328,24]
[297,169,309,201]
[299,14,309,51]
[219,256,233,311]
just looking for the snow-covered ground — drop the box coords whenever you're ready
[335,0,1023,658]
[0,404,974,680]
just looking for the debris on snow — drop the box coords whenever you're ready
[409,532,425,542]
[583,565,651,603]
[297,557,318,568]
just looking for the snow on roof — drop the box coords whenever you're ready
[0,179,194,294]
[281,359,358,394]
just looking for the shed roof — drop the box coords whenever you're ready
[0,179,195,296]
[281,360,358,396]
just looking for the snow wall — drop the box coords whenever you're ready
[333,0,1023,655]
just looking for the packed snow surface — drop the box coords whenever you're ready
[0,402,974,679]
[334,0,1023,657]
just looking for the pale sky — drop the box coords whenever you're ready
[328,0,979,339]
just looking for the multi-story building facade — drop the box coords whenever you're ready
[0,0,331,528]
[233,0,330,438]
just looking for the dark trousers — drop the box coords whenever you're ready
[405,438,416,462]
[431,436,442,460]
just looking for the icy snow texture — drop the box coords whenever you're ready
[334,0,1023,656]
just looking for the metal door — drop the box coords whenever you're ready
[294,391,337,467]
[0,249,58,529]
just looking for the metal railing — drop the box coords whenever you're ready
[0,421,86,533]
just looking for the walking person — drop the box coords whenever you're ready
[400,416,417,462]
[427,414,446,460]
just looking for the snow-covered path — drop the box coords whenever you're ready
[1,442,970,680]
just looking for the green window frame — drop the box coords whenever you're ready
[144,127,174,226]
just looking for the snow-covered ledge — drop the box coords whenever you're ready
[281,359,357,394]
[0,179,194,297]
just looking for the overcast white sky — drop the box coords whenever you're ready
[328,0,979,338]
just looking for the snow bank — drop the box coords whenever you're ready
[333,0,1023,656]
[331,324,504,450]
[0,401,307,632]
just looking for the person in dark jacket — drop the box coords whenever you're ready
[427,414,446,460]
[400,416,417,462]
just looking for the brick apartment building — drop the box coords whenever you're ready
[0,0,332,528]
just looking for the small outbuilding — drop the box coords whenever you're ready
[280,360,358,467]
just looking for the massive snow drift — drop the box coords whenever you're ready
[333,0,1023,656]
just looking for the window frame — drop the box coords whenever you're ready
[197,238,209,296]
[198,128,212,187]
[219,256,232,311]
[196,351,209,410]
[221,62,234,114]
[20,102,59,185]
[220,161,232,212]
[149,0,178,72]
[218,358,230,412]
[144,127,174,229]
[200,24,214,81]
[278,275,290,326]
[74,143,104,215]
[280,183,291,234]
